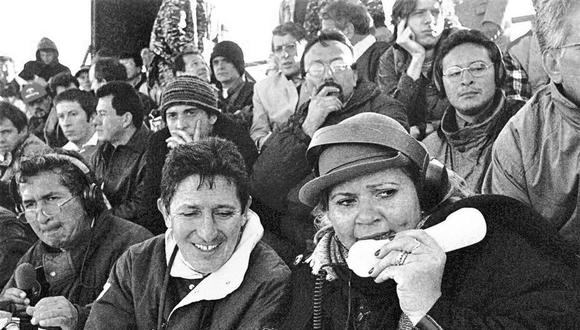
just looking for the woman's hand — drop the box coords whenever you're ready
[396,19,425,59]
[370,229,445,322]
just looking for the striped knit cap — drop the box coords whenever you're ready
[160,75,220,117]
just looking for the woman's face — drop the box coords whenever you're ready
[327,168,422,249]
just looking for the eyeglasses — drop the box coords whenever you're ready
[442,61,491,81]
[274,43,297,55]
[170,208,241,223]
[307,60,351,78]
[19,195,77,223]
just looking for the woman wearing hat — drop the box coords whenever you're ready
[281,113,578,329]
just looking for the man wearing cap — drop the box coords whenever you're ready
[141,75,258,234]
[18,37,70,87]
[21,83,52,142]
[251,30,407,259]
[210,41,254,130]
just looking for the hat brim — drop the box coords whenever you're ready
[299,156,410,207]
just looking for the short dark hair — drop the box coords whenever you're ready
[48,72,79,95]
[0,102,27,132]
[54,89,97,121]
[390,0,454,39]
[271,22,307,51]
[300,30,354,76]
[160,138,249,212]
[96,81,143,128]
[92,58,127,84]
[119,52,143,68]
[15,149,106,217]
[433,29,505,97]
[321,1,372,35]
[174,50,203,74]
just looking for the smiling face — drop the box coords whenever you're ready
[406,0,444,49]
[442,43,496,118]
[159,175,248,274]
[19,171,90,249]
[327,168,422,249]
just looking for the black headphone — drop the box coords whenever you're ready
[305,117,450,211]
[10,153,102,218]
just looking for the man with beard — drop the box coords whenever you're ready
[251,30,407,261]
[21,83,52,142]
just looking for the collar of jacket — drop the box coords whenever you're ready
[163,209,264,315]
[549,81,580,128]
[440,89,509,147]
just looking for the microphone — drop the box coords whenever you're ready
[347,207,487,277]
[14,263,42,306]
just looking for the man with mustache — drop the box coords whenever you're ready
[423,29,524,193]
[251,30,407,261]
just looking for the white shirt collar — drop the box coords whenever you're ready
[164,209,264,315]
[62,132,98,152]
[353,34,376,62]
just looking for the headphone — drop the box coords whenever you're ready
[306,118,450,211]
[433,29,507,98]
[10,153,103,218]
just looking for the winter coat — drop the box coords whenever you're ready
[423,90,524,193]
[2,211,152,329]
[90,125,151,226]
[483,81,580,249]
[281,195,580,329]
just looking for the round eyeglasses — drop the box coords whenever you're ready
[18,195,77,223]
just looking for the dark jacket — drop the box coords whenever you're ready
[2,211,152,329]
[250,81,407,255]
[281,195,580,329]
[85,236,291,329]
[140,115,258,234]
[356,40,391,83]
[90,125,151,225]
[423,91,525,193]
[0,207,37,288]
[219,80,255,130]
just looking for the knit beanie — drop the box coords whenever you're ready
[210,41,245,78]
[37,37,58,52]
[160,75,220,120]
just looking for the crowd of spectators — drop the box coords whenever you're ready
[0,0,579,328]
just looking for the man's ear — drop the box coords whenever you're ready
[209,113,218,125]
[542,49,563,84]
[122,112,134,128]
[242,195,252,227]
[157,198,172,229]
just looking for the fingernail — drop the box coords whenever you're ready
[374,249,380,257]
[368,267,374,275]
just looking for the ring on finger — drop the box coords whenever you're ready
[396,251,410,266]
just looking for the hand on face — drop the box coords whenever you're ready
[369,229,445,321]
[302,85,343,137]
[396,19,426,58]
[166,120,201,149]
[26,296,78,330]
[0,288,30,311]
